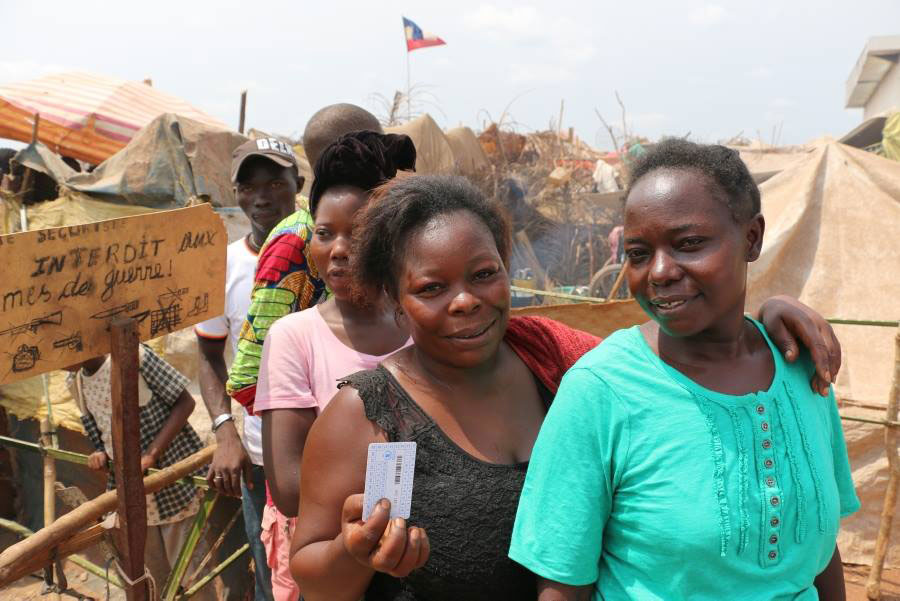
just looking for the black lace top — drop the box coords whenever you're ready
[339,365,552,601]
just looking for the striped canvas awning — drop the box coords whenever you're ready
[0,72,228,165]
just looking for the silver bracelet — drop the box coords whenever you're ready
[211,413,235,432]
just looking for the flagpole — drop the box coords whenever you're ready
[406,50,411,122]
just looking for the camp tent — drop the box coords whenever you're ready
[386,114,455,174]
[746,140,900,566]
[0,72,227,165]
[732,144,815,184]
[14,113,246,208]
[445,126,490,175]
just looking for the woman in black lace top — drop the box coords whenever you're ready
[289,175,842,601]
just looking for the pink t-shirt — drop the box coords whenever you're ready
[255,305,410,414]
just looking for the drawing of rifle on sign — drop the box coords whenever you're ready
[0,204,225,385]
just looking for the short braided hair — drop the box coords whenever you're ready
[628,138,760,223]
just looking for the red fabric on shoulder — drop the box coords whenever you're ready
[504,316,601,394]
[232,384,256,414]
[256,234,306,283]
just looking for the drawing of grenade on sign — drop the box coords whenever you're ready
[13,344,40,372]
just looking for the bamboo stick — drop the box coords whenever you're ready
[0,519,123,588]
[162,493,218,601]
[180,543,248,600]
[0,435,208,488]
[607,264,628,300]
[0,522,106,585]
[0,444,215,586]
[40,419,56,528]
[866,328,900,599]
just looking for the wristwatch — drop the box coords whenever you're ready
[211,413,235,433]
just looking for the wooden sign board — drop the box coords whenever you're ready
[0,204,225,385]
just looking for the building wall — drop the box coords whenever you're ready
[865,60,900,119]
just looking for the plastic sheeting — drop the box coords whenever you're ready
[882,112,900,161]
[14,113,247,208]
[0,72,227,165]
[746,140,900,566]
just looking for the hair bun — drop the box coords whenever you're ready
[309,131,417,214]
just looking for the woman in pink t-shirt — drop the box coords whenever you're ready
[255,131,415,601]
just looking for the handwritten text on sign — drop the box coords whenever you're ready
[0,205,225,385]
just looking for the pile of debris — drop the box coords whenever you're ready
[473,121,633,296]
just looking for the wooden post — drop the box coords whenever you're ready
[19,113,40,207]
[238,90,247,134]
[31,113,40,144]
[557,99,564,141]
[867,328,900,600]
[109,318,148,601]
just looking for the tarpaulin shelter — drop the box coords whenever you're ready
[387,114,456,174]
[14,113,246,208]
[745,140,900,566]
[732,144,815,184]
[0,72,227,165]
[882,112,900,160]
[444,126,490,174]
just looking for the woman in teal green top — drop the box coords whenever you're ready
[509,139,860,601]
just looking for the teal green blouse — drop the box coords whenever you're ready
[509,319,859,601]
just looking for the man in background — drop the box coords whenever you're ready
[224,103,382,600]
[195,137,301,601]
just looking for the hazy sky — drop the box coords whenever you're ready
[2,1,898,148]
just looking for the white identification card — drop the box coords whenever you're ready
[363,442,417,521]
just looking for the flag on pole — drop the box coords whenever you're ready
[402,17,446,52]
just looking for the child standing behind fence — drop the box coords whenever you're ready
[65,344,215,600]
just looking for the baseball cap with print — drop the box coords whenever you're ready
[230,137,299,183]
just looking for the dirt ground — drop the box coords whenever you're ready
[845,564,900,601]
[0,560,125,601]
[0,562,899,600]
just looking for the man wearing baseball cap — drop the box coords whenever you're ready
[194,136,302,601]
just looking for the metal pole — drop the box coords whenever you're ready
[406,51,411,122]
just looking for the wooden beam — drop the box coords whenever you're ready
[0,523,106,585]
[0,445,215,586]
[31,113,40,144]
[109,318,147,601]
